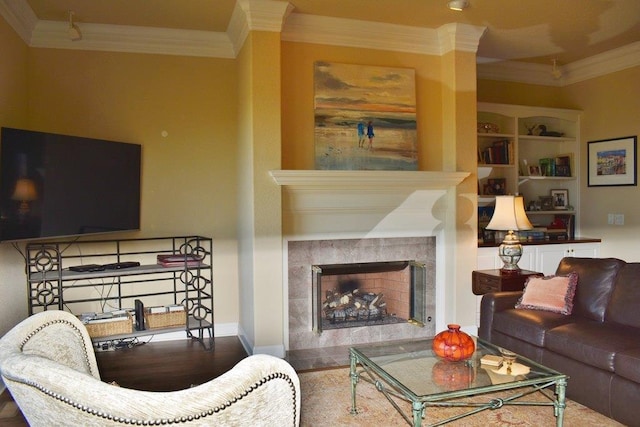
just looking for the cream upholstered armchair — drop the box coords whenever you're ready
[0,310,300,426]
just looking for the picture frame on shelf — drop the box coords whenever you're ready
[539,195,554,211]
[528,165,541,176]
[588,136,637,187]
[551,189,569,210]
[484,178,507,195]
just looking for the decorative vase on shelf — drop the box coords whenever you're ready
[432,324,476,361]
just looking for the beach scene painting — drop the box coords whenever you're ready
[314,61,417,170]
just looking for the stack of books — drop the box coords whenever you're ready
[480,354,504,367]
[519,227,568,241]
[545,228,568,241]
[518,228,546,241]
[157,254,203,267]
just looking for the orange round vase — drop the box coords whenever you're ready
[432,324,475,361]
[432,360,476,391]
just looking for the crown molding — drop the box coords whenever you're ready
[1,0,637,85]
[478,41,640,87]
[563,41,640,85]
[437,23,486,55]
[477,59,564,87]
[281,14,485,57]
[228,0,294,55]
[282,13,440,55]
[0,0,37,43]
[29,20,235,58]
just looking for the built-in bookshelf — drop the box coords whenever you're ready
[477,103,581,243]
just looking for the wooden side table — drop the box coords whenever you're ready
[472,269,543,295]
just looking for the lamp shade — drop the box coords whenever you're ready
[486,195,532,231]
[11,178,38,202]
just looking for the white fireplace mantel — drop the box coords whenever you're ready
[269,170,470,190]
[270,169,471,241]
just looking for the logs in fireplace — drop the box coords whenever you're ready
[312,260,428,333]
[323,288,387,323]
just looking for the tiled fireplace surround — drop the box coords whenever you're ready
[272,170,469,363]
[288,237,437,351]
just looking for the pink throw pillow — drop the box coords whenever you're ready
[515,273,578,315]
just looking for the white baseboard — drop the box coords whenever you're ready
[236,325,285,357]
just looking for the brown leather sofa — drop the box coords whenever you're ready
[480,257,640,426]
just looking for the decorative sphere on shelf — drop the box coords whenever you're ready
[432,324,476,361]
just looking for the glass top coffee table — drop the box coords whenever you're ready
[349,337,568,426]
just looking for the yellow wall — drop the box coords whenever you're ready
[2,47,241,330]
[562,67,640,260]
[477,80,564,109]
[281,42,444,171]
[0,16,30,336]
[478,66,640,261]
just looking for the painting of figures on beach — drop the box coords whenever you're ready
[314,61,417,170]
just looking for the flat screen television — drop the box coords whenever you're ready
[0,127,141,242]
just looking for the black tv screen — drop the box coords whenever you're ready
[0,127,141,242]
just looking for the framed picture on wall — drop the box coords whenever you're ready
[588,136,637,187]
[313,62,418,171]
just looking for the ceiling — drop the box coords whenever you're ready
[16,0,640,65]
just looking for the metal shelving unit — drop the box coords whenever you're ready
[26,235,214,349]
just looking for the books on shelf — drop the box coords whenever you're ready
[518,214,575,241]
[157,254,204,267]
[535,155,573,178]
[539,158,556,176]
[479,139,513,165]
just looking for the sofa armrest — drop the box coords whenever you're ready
[479,291,522,342]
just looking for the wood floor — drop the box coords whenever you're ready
[0,336,248,425]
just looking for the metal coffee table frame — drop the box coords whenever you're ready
[349,338,568,427]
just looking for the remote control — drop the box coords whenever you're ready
[69,264,105,272]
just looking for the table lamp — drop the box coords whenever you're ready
[11,178,38,218]
[486,195,533,273]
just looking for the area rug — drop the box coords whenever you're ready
[298,368,624,426]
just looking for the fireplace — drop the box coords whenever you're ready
[287,237,436,351]
[271,170,471,358]
[312,261,428,333]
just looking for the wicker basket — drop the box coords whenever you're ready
[83,314,133,338]
[144,307,187,329]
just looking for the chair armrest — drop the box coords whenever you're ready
[3,353,300,427]
[479,291,522,342]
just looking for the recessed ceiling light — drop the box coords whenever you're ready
[448,0,469,11]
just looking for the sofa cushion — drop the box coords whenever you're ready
[606,263,640,328]
[545,320,640,372]
[515,273,577,315]
[615,348,640,383]
[492,309,575,347]
[555,257,625,322]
